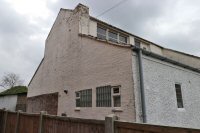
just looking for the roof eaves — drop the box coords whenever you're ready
[132,46,200,73]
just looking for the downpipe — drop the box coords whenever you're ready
[132,46,147,123]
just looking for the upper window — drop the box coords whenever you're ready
[97,24,128,44]
[76,89,92,107]
[175,84,184,108]
[119,35,127,44]
[108,31,118,43]
[135,40,141,48]
[97,27,106,40]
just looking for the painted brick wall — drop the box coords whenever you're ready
[28,4,136,122]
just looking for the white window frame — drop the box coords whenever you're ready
[112,86,121,108]
[97,24,128,44]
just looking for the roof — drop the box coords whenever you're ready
[131,46,200,74]
[0,86,27,96]
[90,16,200,60]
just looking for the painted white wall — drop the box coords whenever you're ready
[132,52,200,129]
[89,20,97,37]
[0,95,17,111]
[150,44,163,55]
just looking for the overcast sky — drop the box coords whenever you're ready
[0,0,200,90]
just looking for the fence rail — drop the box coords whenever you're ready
[1,109,200,133]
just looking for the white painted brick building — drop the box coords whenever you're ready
[27,4,200,128]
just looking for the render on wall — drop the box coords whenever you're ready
[132,52,200,129]
[0,95,17,111]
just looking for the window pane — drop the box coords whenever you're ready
[109,31,118,43]
[135,40,140,48]
[76,99,80,107]
[97,27,106,40]
[119,35,127,44]
[114,96,121,107]
[96,86,112,107]
[113,87,119,94]
[76,92,80,97]
[175,84,184,108]
[76,89,92,107]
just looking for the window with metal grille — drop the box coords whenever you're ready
[175,84,184,108]
[75,89,92,107]
[96,86,112,107]
[97,26,106,40]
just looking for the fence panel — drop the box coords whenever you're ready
[0,110,5,133]
[115,121,200,133]
[43,115,105,133]
[5,112,17,133]
[2,109,200,133]
[18,113,40,133]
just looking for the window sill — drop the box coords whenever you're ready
[112,108,123,112]
[74,108,80,111]
[178,108,185,112]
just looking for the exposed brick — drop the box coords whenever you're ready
[27,92,58,115]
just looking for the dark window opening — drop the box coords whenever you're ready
[175,84,184,108]
[135,40,141,48]
[113,87,120,94]
[108,31,118,43]
[119,35,127,44]
[113,96,121,107]
[97,27,106,40]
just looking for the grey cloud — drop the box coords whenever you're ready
[0,0,45,89]
[1,0,200,91]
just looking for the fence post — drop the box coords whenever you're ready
[15,110,22,133]
[105,114,118,133]
[3,110,8,133]
[38,111,47,133]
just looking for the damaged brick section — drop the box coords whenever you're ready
[27,92,58,115]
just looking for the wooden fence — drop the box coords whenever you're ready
[1,109,200,133]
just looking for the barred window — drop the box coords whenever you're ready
[76,89,92,107]
[96,86,112,107]
[175,84,184,108]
